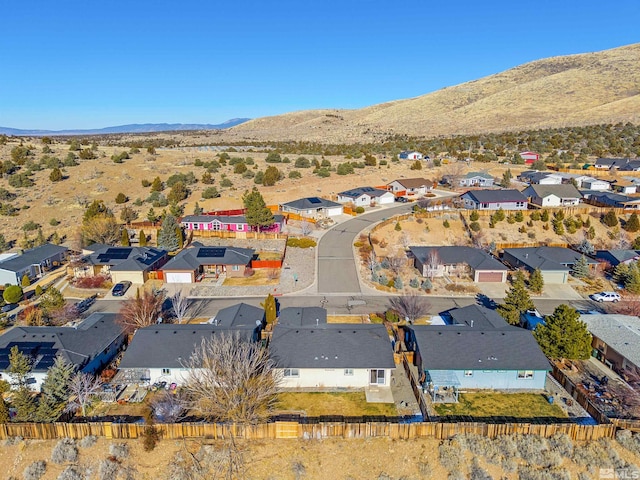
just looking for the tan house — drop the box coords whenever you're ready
[162,244,255,283]
[386,178,434,197]
[75,246,168,284]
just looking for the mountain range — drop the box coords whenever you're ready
[0,119,250,136]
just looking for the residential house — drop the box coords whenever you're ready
[162,245,255,283]
[337,187,395,206]
[580,314,640,376]
[519,151,540,164]
[581,178,611,191]
[621,160,640,172]
[610,179,637,195]
[409,246,508,283]
[584,191,640,210]
[277,307,328,327]
[180,214,286,233]
[0,313,126,391]
[518,171,563,185]
[0,244,68,286]
[461,189,528,211]
[594,250,640,267]
[595,158,631,170]
[74,246,168,284]
[407,305,550,395]
[387,178,434,197]
[449,172,495,187]
[398,151,423,160]
[280,197,344,218]
[521,184,582,207]
[269,323,395,389]
[502,246,600,284]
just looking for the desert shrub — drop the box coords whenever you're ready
[394,277,403,289]
[56,466,83,480]
[519,226,527,233]
[514,434,550,466]
[201,187,220,199]
[52,438,78,464]
[369,313,383,323]
[287,237,317,248]
[355,206,365,214]
[23,461,47,480]
[5,435,24,446]
[443,219,450,228]
[220,178,233,188]
[288,170,302,179]
[469,457,492,480]
[517,466,570,480]
[577,473,592,480]
[445,283,472,293]
[572,440,614,469]
[378,274,388,286]
[98,459,119,480]
[470,221,481,232]
[616,429,640,456]
[109,442,129,460]
[142,426,161,451]
[8,173,34,188]
[439,439,464,471]
[141,179,151,187]
[384,309,399,323]
[73,276,109,289]
[409,277,419,288]
[548,432,573,458]
[78,436,97,449]
[507,214,516,224]
[469,210,479,221]
[448,471,465,480]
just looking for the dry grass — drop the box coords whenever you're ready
[434,393,568,419]
[223,269,280,286]
[275,392,397,416]
[326,315,370,324]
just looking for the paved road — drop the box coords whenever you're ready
[317,204,413,294]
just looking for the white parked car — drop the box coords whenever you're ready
[590,292,621,303]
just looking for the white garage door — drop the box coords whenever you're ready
[165,272,192,283]
[326,207,344,217]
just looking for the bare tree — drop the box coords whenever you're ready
[387,255,407,276]
[366,251,379,274]
[388,295,431,324]
[170,290,190,324]
[400,232,411,250]
[81,215,121,245]
[65,373,102,417]
[151,390,186,423]
[183,332,281,424]
[426,250,442,279]
[300,220,312,236]
[117,290,166,333]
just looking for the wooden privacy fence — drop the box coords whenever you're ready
[0,420,616,442]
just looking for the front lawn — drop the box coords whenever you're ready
[433,392,567,419]
[275,392,397,417]
[223,269,280,286]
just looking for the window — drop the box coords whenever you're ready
[193,223,199,230]
[232,265,240,271]
[283,368,299,377]
[344,369,354,376]
[237,224,244,231]
[161,368,171,375]
[370,369,385,385]
[481,203,489,209]
[517,370,534,379]
[516,202,525,207]
[464,370,473,377]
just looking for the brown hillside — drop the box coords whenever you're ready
[221,43,640,143]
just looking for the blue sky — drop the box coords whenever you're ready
[1,0,638,130]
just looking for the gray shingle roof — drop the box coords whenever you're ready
[464,172,494,180]
[0,313,124,372]
[410,326,550,371]
[525,184,582,199]
[463,189,528,204]
[119,324,256,369]
[281,197,342,210]
[162,246,254,271]
[85,246,167,272]
[269,324,395,369]
[213,303,264,328]
[504,247,598,271]
[447,305,513,330]
[0,243,68,273]
[180,214,284,224]
[409,246,507,272]
[595,250,640,266]
[277,307,328,327]
[579,314,640,368]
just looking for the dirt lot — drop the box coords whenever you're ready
[2,433,639,480]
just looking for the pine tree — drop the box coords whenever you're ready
[624,262,640,294]
[39,287,65,315]
[602,210,619,227]
[497,271,534,325]
[0,396,9,423]
[35,285,43,297]
[242,188,274,231]
[261,293,277,325]
[139,230,147,247]
[151,176,163,192]
[421,278,432,292]
[500,169,512,188]
[36,356,74,422]
[147,207,158,223]
[121,229,130,246]
[158,214,179,251]
[534,304,592,359]
[572,255,590,279]
[8,346,37,421]
[175,226,184,250]
[193,202,203,215]
[577,238,595,255]
[21,274,31,287]
[528,268,544,294]
[626,213,640,233]
[34,227,46,247]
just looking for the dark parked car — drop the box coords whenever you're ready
[1,303,18,313]
[111,281,132,297]
[395,196,408,203]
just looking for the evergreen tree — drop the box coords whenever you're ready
[175,226,184,250]
[8,346,37,421]
[34,227,46,247]
[541,210,550,222]
[613,262,630,285]
[497,270,534,325]
[35,285,43,297]
[0,396,9,423]
[624,262,640,294]
[36,356,74,422]
[572,255,590,279]
[139,230,147,247]
[121,228,130,246]
[151,176,163,192]
[21,274,31,287]
[147,207,158,223]
[261,293,277,325]
[577,238,595,255]
[193,202,203,215]
[626,213,640,233]
[421,278,432,291]
[39,287,65,315]
[500,169,512,188]
[602,210,619,227]
[528,268,544,294]
[534,304,592,360]
[242,188,274,231]
[158,214,180,251]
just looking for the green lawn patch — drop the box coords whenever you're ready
[433,392,567,419]
[276,392,397,417]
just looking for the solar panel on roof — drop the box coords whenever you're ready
[308,197,322,204]
[197,247,226,258]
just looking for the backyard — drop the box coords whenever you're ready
[275,392,397,416]
[433,392,567,419]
